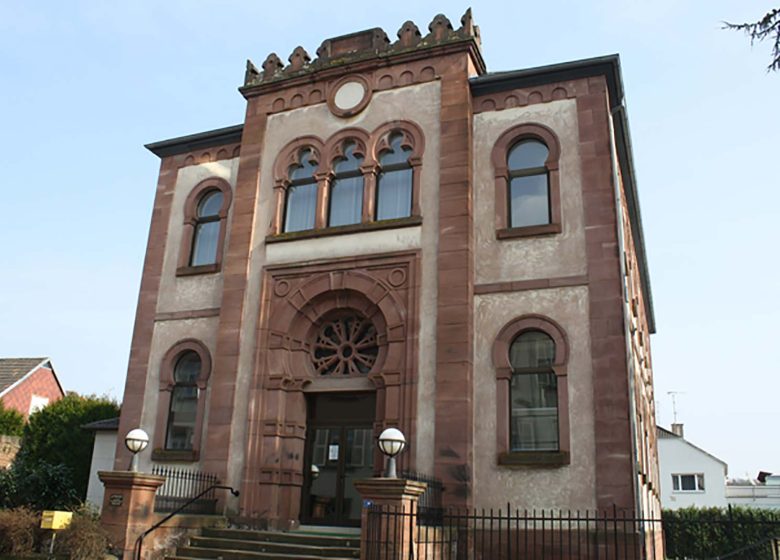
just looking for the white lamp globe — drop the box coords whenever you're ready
[125,428,150,454]
[378,427,406,457]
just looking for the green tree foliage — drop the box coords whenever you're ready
[664,506,780,559]
[725,8,780,72]
[0,461,79,509]
[13,392,119,502]
[0,400,25,436]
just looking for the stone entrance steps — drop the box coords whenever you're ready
[169,527,361,560]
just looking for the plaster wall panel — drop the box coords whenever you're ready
[156,159,239,314]
[234,81,441,483]
[137,316,219,472]
[473,100,587,284]
[265,226,422,265]
[473,286,596,510]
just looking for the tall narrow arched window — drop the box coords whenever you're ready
[376,134,413,221]
[329,142,364,227]
[509,330,559,452]
[165,351,201,451]
[190,190,223,266]
[284,149,318,232]
[507,140,550,228]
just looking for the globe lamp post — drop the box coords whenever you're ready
[125,428,150,472]
[377,427,406,478]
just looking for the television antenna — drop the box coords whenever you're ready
[667,391,685,423]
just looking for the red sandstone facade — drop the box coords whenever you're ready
[116,10,661,527]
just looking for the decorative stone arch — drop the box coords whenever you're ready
[177,177,233,275]
[271,135,325,233]
[491,122,563,239]
[242,253,419,526]
[370,120,426,218]
[152,338,212,461]
[492,314,571,466]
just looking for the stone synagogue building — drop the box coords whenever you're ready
[114,10,660,529]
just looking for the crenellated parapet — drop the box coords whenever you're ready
[242,9,482,91]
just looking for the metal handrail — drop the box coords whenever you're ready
[133,484,239,560]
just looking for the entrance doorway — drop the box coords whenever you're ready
[301,392,376,526]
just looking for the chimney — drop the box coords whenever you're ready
[671,423,684,437]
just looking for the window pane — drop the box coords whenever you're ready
[284,182,317,232]
[510,331,555,369]
[508,140,549,170]
[290,149,317,181]
[165,385,198,450]
[680,475,697,491]
[672,475,680,491]
[696,474,705,491]
[510,173,550,228]
[334,142,363,173]
[197,191,223,218]
[174,351,201,383]
[329,175,363,226]
[379,134,411,166]
[190,221,220,266]
[510,372,558,451]
[376,168,412,220]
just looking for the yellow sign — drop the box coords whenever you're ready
[40,511,73,530]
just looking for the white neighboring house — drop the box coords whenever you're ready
[657,424,728,509]
[727,474,780,509]
[83,417,118,511]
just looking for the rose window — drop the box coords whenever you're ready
[311,314,379,375]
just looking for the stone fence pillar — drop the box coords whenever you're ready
[98,471,165,560]
[354,478,427,560]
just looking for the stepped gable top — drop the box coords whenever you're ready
[242,9,484,91]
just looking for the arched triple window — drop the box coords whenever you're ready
[329,142,365,227]
[270,122,424,237]
[493,315,570,466]
[178,178,232,275]
[284,149,319,232]
[491,123,562,239]
[153,340,212,461]
[376,133,413,221]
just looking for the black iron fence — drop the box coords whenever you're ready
[400,471,444,526]
[365,504,780,560]
[152,466,220,515]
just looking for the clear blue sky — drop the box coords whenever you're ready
[1,1,777,478]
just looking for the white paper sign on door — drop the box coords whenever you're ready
[328,444,339,461]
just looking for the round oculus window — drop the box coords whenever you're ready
[328,76,371,118]
[311,313,379,376]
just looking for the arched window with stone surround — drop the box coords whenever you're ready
[509,330,558,452]
[507,140,551,229]
[177,177,232,275]
[375,133,413,221]
[165,351,201,451]
[329,142,365,227]
[190,190,223,266]
[491,123,562,239]
[153,339,212,461]
[493,315,570,466]
[284,148,319,232]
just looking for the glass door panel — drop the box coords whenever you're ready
[308,427,341,524]
[342,427,374,522]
